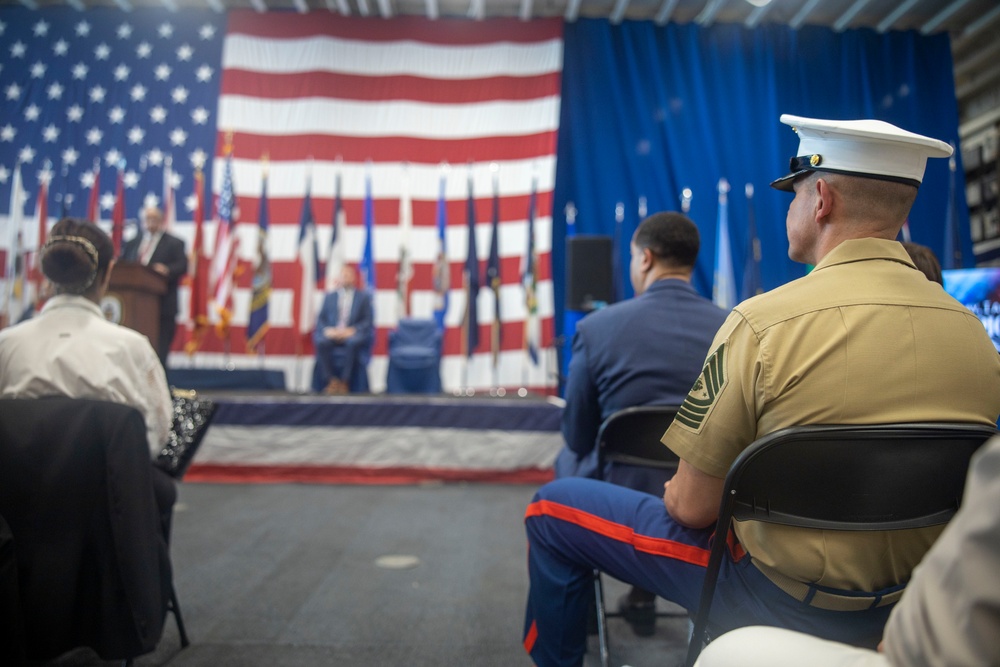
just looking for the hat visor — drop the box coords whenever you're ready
[770,169,810,192]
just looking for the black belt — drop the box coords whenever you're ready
[752,559,905,612]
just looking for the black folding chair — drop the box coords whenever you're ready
[592,406,686,667]
[683,422,997,667]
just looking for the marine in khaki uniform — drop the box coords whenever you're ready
[522,115,1000,667]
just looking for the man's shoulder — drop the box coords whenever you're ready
[162,232,186,248]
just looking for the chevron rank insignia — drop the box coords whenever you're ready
[675,342,728,432]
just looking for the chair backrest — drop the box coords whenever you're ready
[0,397,169,662]
[596,406,680,474]
[389,318,443,350]
[684,422,998,667]
[723,423,995,530]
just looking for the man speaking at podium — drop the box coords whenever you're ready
[121,206,188,366]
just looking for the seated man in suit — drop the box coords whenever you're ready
[556,211,727,633]
[120,206,188,367]
[313,265,374,394]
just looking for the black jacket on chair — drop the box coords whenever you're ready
[0,397,172,662]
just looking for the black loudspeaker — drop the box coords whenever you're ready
[566,235,614,311]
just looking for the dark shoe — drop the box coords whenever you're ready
[617,593,656,637]
[324,379,348,395]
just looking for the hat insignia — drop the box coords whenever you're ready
[809,154,822,167]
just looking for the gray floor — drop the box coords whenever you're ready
[61,482,691,667]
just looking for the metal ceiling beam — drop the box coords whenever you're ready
[962,3,1000,39]
[876,0,921,33]
[955,38,1000,79]
[745,1,774,29]
[610,0,630,24]
[376,0,392,17]
[694,0,726,26]
[960,105,1000,140]
[565,0,582,22]
[654,0,680,26]
[789,0,823,30]
[922,0,975,34]
[425,0,438,20]
[833,0,874,32]
[956,60,1000,101]
[519,0,533,22]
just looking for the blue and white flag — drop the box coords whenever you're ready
[713,178,736,311]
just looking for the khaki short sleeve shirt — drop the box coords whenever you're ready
[664,238,1000,590]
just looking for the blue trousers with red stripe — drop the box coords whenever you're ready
[523,478,894,667]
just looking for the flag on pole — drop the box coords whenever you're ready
[163,156,177,231]
[3,164,27,327]
[211,142,238,339]
[740,183,762,301]
[943,146,961,270]
[246,166,272,354]
[325,170,346,292]
[713,178,736,311]
[185,169,210,355]
[86,160,100,225]
[30,172,49,304]
[432,170,450,330]
[612,201,625,303]
[111,163,125,256]
[462,171,480,357]
[522,177,540,366]
[293,178,319,355]
[361,172,376,293]
[396,165,413,321]
[485,168,502,368]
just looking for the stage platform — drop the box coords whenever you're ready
[185,392,563,485]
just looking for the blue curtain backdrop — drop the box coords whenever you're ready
[552,19,968,385]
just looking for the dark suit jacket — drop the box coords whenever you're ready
[0,398,171,661]
[121,232,188,321]
[556,278,728,495]
[312,288,375,350]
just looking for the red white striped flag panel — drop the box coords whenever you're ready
[174,12,563,393]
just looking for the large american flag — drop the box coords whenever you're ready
[1,7,561,394]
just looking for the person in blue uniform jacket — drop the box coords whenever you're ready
[313,264,374,394]
[555,211,727,632]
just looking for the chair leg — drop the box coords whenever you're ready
[168,583,190,649]
[593,570,610,667]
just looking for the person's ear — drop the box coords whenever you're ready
[814,178,835,222]
[641,247,654,272]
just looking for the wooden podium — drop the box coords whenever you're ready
[104,262,167,350]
